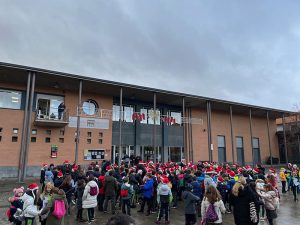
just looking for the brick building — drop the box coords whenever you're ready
[0,62,291,179]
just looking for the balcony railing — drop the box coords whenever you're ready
[34,108,69,127]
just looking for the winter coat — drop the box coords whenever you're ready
[54,177,63,188]
[230,186,256,225]
[157,183,172,204]
[75,186,85,209]
[121,183,133,200]
[204,175,216,190]
[104,176,118,197]
[98,175,105,195]
[41,191,68,225]
[143,179,154,198]
[45,171,54,183]
[191,181,202,198]
[82,180,99,209]
[20,193,39,218]
[201,197,226,223]
[183,191,200,214]
[258,190,277,210]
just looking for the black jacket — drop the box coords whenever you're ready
[230,186,256,225]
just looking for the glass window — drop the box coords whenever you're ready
[144,109,160,125]
[60,130,64,136]
[12,136,18,142]
[13,128,19,134]
[46,130,51,135]
[171,112,182,125]
[59,138,64,143]
[87,132,92,137]
[98,139,103,144]
[45,137,51,143]
[99,132,103,137]
[218,136,226,147]
[32,129,37,135]
[236,137,244,148]
[124,106,134,122]
[140,108,148,124]
[87,139,92,144]
[0,136,2,142]
[36,94,64,119]
[112,105,120,121]
[31,137,36,142]
[0,128,2,132]
[0,89,22,109]
[252,138,259,148]
[82,99,98,115]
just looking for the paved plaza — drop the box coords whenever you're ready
[0,179,299,225]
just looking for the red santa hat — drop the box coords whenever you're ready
[253,168,260,174]
[243,165,252,171]
[64,160,69,164]
[28,183,39,191]
[162,178,169,184]
[269,168,276,173]
[106,166,112,171]
[229,171,236,178]
[42,163,48,167]
[217,176,224,183]
[57,171,63,178]
[206,167,217,174]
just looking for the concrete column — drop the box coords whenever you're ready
[75,80,82,164]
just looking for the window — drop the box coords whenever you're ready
[0,136,2,142]
[46,130,51,135]
[60,130,65,136]
[124,106,134,122]
[59,138,64,143]
[87,132,92,137]
[112,105,120,121]
[99,132,103,138]
[170,112,182,125]
[82,99,98,115]
[32,129,37,135]
[252,137,261,163]
[45,137,51,143]
[0,127,3,132]
[0,89,22,109]
[112,105,134,122]
[87,139,92,144]
[236,136,245,164]
[217,136,226,162]
[31,137,36,142]
[36,94,64,119]
[12,136,18,142]
[13,128,19,134]
[140,108,161,125]
[98,139,103,144]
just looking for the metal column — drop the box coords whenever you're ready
[229,105,235,164]
[153,93,157,163]
[119,88,123,165]
[266,111,273,165]
[282,114,288,163]
[75,80,82,164]
[18,72,31,182]
[189,108,194,163]
[182,97,187,162]
[249,108,254,166]
[206,101,212,162]
[22,72,36,181]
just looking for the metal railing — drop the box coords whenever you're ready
[35,107,69,122]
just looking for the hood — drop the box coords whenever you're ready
[52,192,66,200]
[160,184,169,192]
[98,175,105,181]
[87,180,98,187]
[45,171,53,176]
[183,191,189,199]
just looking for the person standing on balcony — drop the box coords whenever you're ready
[58,102,66,120]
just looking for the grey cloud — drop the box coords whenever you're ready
[0,0,300,110]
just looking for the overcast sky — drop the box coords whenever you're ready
[0,1,300,110]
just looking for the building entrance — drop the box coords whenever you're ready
[111,145,134,164]
[140,146,162,162]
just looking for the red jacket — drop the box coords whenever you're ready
[98,175,105,195]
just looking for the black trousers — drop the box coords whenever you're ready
[140,197,152,213]
[87,208,94,221]
[97,194,105,211]
[122,199,131,215]
[292,186,298,201]
[281,181,287,193]
[157,202,169,221]
[185,214,196,225]
[77,208,83,219]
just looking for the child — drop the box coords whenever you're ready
[258,184,278,225]
[156,178,172,224]
[256,179,266,221]
[183,184,200,225]
[38,182,53,225]
[279,168,287,193]
[75,179,86,222]
[121,177,133,216]
[7,186,24,225]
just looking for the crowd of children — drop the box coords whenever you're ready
[6,159,300,225]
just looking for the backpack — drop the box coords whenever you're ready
[89,186,98,196]
[179,179,185,187]
[52,199,66,219]
[120,188,129,197]
[205,203,219,223]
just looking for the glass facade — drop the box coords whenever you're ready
[0,89,22,109]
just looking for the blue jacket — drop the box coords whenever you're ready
[191,181,202,198]
[143,179,154,198]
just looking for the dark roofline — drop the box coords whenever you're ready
[0,61,293,114]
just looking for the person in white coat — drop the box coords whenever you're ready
[201,185,226,225]
[19,183,40,225]
[82,175,99,224]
